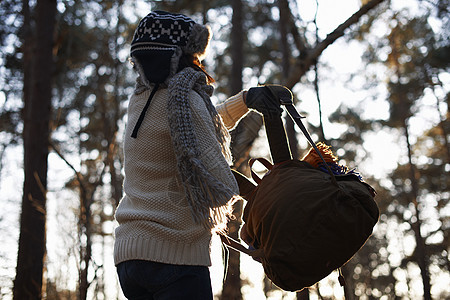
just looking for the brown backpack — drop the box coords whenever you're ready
[222,99,379,292]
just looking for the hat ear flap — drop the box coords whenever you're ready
[184,24,211,59]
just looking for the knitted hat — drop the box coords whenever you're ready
[130,11,211,83]
[131,11,210,58]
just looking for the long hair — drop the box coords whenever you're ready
[177,54,215,84]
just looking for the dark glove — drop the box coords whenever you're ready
[245,85,293,118]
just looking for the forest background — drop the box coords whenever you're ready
[0,0,448,299]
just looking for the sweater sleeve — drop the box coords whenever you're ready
[216,91,249,130]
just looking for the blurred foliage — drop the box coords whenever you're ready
[330,1,449,299]
[0,0,448,299]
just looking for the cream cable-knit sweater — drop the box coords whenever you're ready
[114,89,248,266]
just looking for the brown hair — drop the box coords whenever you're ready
[177,54,215,84]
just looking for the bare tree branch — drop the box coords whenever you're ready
[49,141,88,192]
[285,0,310,56]
[231,0,387,167]
[286,0,387,88]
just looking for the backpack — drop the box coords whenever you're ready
[222,98,379,292]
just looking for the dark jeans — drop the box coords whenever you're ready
[117,260,213,300]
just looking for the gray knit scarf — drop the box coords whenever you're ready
[166,67,238,231]
[131,61,238,231]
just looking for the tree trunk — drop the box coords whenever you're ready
[278,0,300,159]
[433,86,450,163]
[403,120,432,300]
[230,0,244,95]
[296,289,310,300]
[110,0,124,207]
[341,264,355,300]
[313,63,327,143]
[78,187,92,300]
[311,4,327,143]
[221,0,244,298]
[14,0,56,299]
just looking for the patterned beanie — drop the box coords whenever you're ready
[130,11,211,81]
[131,11,210,57]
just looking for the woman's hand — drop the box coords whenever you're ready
[244,85,293,118]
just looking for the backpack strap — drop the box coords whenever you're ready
[259,89,339,187]
[263,116,292,164]
[219,234,264,260]
[249,157,273,184]
[280,100,339,187]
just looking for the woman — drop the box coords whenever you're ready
[114,10,287,299]
[114,11,249,299]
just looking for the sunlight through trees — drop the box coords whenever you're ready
[0,0,448,299]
